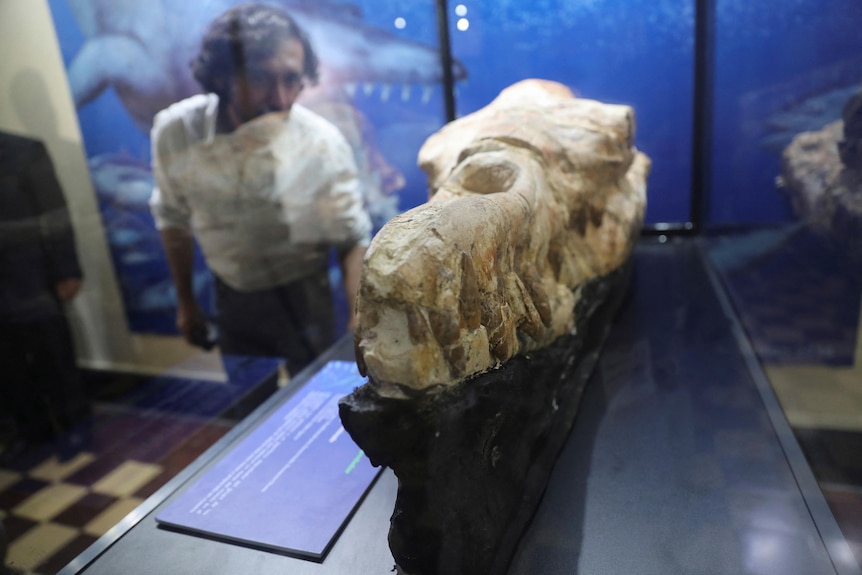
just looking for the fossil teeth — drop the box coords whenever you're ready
[459,252,482,330]
[354,336,368,377]
[406,305,430,345]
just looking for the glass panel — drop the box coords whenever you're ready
[1,2,446,568]
[47,0,447,338]
[707,1,862,569]
[448,0,696,224]
[709,0,862,225]
[339,1,449,217]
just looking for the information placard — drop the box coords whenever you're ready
[155,361,381,561]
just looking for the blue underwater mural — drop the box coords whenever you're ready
[48,0,449,334]
[447,0,696,225]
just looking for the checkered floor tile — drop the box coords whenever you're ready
[1,406,233,574]
[1,357,279,573]
[1,358,281,573]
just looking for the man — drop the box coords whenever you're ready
[0,131,89,456]
[150,3,371,375]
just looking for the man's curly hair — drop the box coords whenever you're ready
[191,3,319,100]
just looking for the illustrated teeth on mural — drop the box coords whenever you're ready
[62,1,469,134]
[345,82,434,104]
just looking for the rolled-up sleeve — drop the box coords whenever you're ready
[149,184,191,231]
[149,107,192,231]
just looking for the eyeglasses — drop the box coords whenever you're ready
[244,69,305,94]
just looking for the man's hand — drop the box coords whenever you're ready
[55,278,82,302]
[159,227,211,346]
[176,300,209,347]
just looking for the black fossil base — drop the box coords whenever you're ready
[338,262,632,575]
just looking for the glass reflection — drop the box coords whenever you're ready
[150,4,371,377]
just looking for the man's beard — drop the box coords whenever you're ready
[241,103,290,123]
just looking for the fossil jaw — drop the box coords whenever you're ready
[354,79,649,393]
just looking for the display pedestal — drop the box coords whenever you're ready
[340,263,631,575]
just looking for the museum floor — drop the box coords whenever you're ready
[1,228,860,574]
[0,361,281,575]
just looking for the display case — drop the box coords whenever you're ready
[0,0,860,574]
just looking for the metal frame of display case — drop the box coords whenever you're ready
[689,0,716,235]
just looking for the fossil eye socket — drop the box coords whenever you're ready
[455,155,520,195]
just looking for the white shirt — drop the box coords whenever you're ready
[150,94,371,291]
